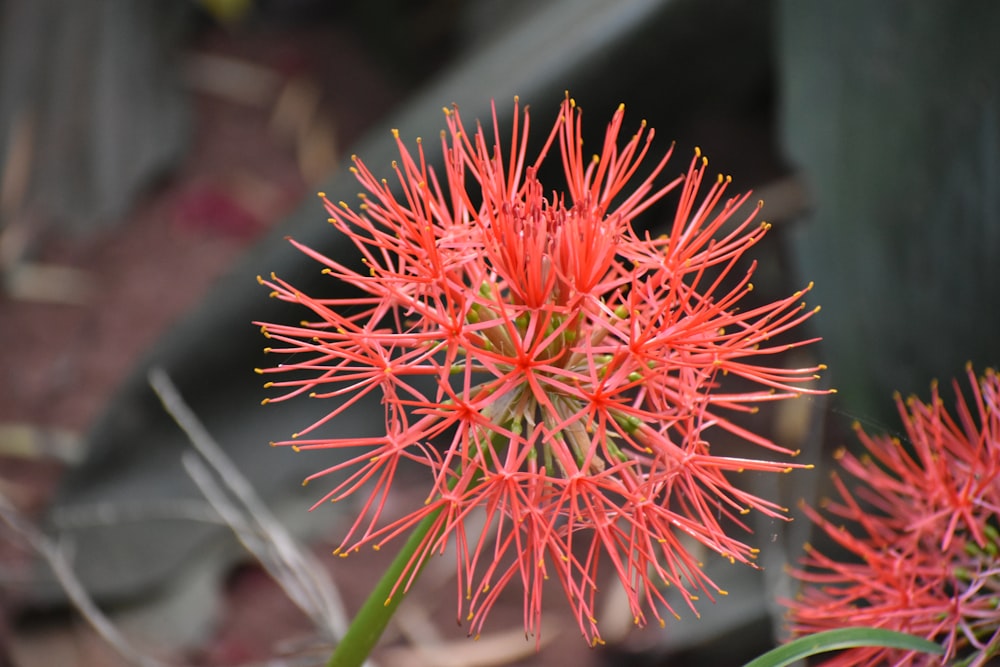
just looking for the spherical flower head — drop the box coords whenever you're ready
[785,365,1000,666]
[256,95,827,646]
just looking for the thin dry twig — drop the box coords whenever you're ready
[0,367,378,667]
[147,367,355,654]
[0,493,173,667]
[50,498,225,530]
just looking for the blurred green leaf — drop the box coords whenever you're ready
[743,628,945,667]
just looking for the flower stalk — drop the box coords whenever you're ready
[327,499,446,667]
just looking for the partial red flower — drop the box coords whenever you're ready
[256,95,826,646]
[785,365,1000,666]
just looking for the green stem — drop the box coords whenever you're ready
[327,505,444,667]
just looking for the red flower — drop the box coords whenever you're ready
[257,96,826,646]
[785,365,1000,665]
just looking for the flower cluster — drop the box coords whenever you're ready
[257,96,826,646]
[785,365,1000,665]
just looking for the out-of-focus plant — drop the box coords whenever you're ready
[784,365,1000,666]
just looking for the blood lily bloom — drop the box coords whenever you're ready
[256,95,826,647]
[785,365,1000,666]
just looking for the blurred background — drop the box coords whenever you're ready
[0,1,997,665]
